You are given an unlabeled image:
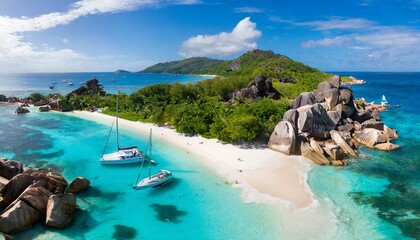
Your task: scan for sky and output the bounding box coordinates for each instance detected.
[0,0,419,72]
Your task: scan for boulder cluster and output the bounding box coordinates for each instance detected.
[229,75,282,102]
[0,158,90,236]
[268,75,399,165]
[70,78,105,96]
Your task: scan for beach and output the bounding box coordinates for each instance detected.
[69,110,315,209]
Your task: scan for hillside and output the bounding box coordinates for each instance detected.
[139,57,226,75]
[140,49,332,99]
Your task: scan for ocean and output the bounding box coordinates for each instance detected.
[0,72,213,97]
[0,72,419,239]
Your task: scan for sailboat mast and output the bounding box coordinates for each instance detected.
[148,129,152,178]
[116,97,119,151]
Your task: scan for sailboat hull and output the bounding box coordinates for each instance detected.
[134,170,172,190]
[100,148,144,164]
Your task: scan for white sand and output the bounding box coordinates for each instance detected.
[67,111,315,208]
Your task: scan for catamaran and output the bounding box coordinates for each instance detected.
[133,129,172,190]
[100,98,149,165]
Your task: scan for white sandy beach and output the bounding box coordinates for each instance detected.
[68,111,315,209]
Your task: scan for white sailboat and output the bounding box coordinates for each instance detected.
[100,98,148,165]
[381,95,389,105]
[133,129,172,190]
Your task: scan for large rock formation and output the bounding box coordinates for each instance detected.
[0,158,89,235]
[296,103,335,139]
[292,92,315,109]
[0,95,7,102]
[0,199,42,234]
[268,74,399,165]
[15,106,30,114]
[45,194,78,228]
[66,177,90,194]
[229,75,281,102]
[0,158,23,180]
[268,121,296,155]
[70,78,105,96]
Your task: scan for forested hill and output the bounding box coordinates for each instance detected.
[139,57,226,74]
[140,49,331,99]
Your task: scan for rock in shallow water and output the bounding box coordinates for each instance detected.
[113,224,138,240]
[0,200,42,234]
[45,194,78,228]
[66,177,90,194]
[150,204,187,223]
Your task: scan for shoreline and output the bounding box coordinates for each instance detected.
[65,110,316,209]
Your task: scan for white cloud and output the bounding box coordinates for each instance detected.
[299,17,420,70]
[234,7,263,13]
[301,36,351,48]
[296,17,377,31]
[0,0,199,72]
[179,17,261,58]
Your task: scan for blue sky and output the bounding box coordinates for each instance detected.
[0,0,419,72]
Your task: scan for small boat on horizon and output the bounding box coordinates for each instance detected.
[381,95,389,105]
[133,129,173,190]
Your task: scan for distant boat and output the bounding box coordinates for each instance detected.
[100,98,150,165]
[133,129,173,190]
[381,95,389,104]
[67,81,74,86]
[49,84,55,89]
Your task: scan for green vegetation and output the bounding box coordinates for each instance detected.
[139,57,227,75]
[33,49,333,143]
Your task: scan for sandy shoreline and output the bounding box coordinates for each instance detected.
[66,111,315,209]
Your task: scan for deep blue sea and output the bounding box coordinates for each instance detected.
[0,72,213,97]
[0,72,419,239]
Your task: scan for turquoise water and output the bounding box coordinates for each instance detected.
[307,72,420,239]
[0,72,418,239]
[0,104,281,240]
[0,72,213,97]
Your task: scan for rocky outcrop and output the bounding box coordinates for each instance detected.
[296,103,335,139]
[269,74,399,165]
[15,106,30,114]
[374,142,401,151]
[39,106,50,112]
[66,177,90,194]
[0,200,42,234]
[292,92,315,109]
[299,138,330,165]
[353,128,388,148]
[229,75,281,102]
[45,194,77,228]
[14,184,53,214]
[70,78,105,96]
[33,100,49,106]
[268,121,296,155]
[282,109,298,130]
[227,61,240,72]
[361,119,384,131]
[323,143,346,160]
[330,130,358,156]
[0,158,89,235]
[0,158,23,180]
[0,95,7,102]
